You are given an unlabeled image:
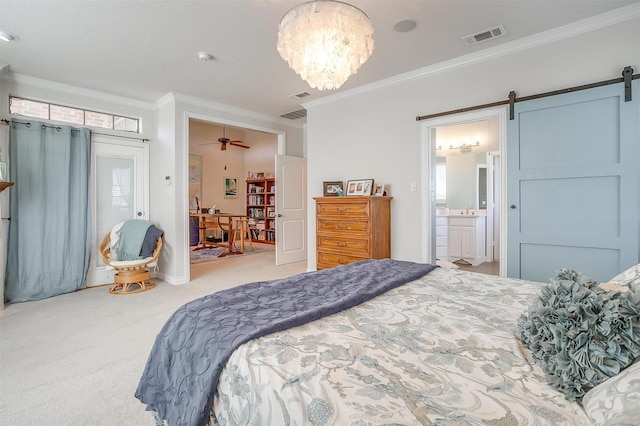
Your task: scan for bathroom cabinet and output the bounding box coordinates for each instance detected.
[447,215,486,266]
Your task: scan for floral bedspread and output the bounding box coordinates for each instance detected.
[212,267,590,425]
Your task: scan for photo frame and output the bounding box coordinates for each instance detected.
[373,183,386,196]
[224,177,238,198]
[323,181,344,196]
[346,179,374,196]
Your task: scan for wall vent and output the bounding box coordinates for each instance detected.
[461,25,506,46]
[288,92,311,100]
[280,108,307,120]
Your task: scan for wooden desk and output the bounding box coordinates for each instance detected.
[190,212,246,256]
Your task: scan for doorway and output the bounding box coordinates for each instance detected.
[184,114,307,284]
[85,136,149,287]
[421,107,507,276]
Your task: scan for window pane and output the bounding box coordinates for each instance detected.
[9,97,141,133]
[96,156,135,266]
[9,97,49,119]
[50,104,84,125]
[114,116,139,132]
[86,111,114,129]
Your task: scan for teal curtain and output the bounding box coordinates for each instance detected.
[5,120,91,303]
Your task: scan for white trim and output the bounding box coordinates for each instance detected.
[420,107,508,276]
[304,3,640,110]
[2,73,155,111]
[171,92,304,129]
[155,271,186,286]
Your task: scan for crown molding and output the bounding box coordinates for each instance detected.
[154,92,177,109]
[168,91,304,130]
[304,3,640,110]
[1,72,156,111]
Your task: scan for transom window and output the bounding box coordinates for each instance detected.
[9,96,140,133]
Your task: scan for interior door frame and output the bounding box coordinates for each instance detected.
[420,106,508,276]
[183,112,287,284]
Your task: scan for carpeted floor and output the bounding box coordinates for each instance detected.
[190,243,275,264]
[0,250,308,426]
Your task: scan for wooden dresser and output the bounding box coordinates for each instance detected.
[313,196,392,270]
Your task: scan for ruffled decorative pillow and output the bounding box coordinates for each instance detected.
[516,269,640,402]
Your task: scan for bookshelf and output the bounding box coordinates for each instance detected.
[246,177,276,244]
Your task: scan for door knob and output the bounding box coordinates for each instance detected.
[137,211,143,216]
[277,214,283,217]
[509,204,517,209]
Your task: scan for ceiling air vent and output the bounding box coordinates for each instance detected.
[461,25,506,46]
[288,92,311,100]
[280,108,307,120]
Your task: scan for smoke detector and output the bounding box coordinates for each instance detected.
[461,25,506,46]
[197,52,214,61]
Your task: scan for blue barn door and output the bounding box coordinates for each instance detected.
[507,81,639,283]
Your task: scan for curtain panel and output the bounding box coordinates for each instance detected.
[5,121,92,303]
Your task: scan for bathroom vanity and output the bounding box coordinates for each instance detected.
[437,210,486,266]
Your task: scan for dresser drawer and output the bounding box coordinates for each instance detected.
[317,251,368,270]
[316,201,370,217]
[317,235,369,256]
[317,218,369,234]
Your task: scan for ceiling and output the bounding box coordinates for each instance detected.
[1,1,637,122]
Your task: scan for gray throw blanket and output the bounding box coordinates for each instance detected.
[135,259,438,426]
[113,219,152,261]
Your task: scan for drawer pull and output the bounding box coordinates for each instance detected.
[336,241,348,247]
[335,207,348,212]
[338,258,349,264]
[337,224,349,230]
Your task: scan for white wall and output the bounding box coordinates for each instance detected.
[305,17,640,270]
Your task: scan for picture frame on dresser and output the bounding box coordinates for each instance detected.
[346,179,374,196]
[373,184,385,196]
[323,181,344,196]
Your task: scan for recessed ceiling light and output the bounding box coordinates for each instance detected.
[0,30,19,42]
[394,20,417,33]
[197,52,214,61]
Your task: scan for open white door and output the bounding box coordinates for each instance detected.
[275,155,307,265]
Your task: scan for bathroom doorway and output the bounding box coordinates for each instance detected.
[421,107,507,276]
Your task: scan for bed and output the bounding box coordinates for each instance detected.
[136,259,640,426]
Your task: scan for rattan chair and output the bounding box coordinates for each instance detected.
[98,231,163,295]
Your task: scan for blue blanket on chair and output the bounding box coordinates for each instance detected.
[134,259,438,426]
[113,219,152,261]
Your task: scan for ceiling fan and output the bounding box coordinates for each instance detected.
[199,126,250,151]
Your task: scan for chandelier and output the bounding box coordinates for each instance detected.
[277,0,375,91]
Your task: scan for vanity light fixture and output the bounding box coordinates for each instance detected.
[437,141,481,153]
